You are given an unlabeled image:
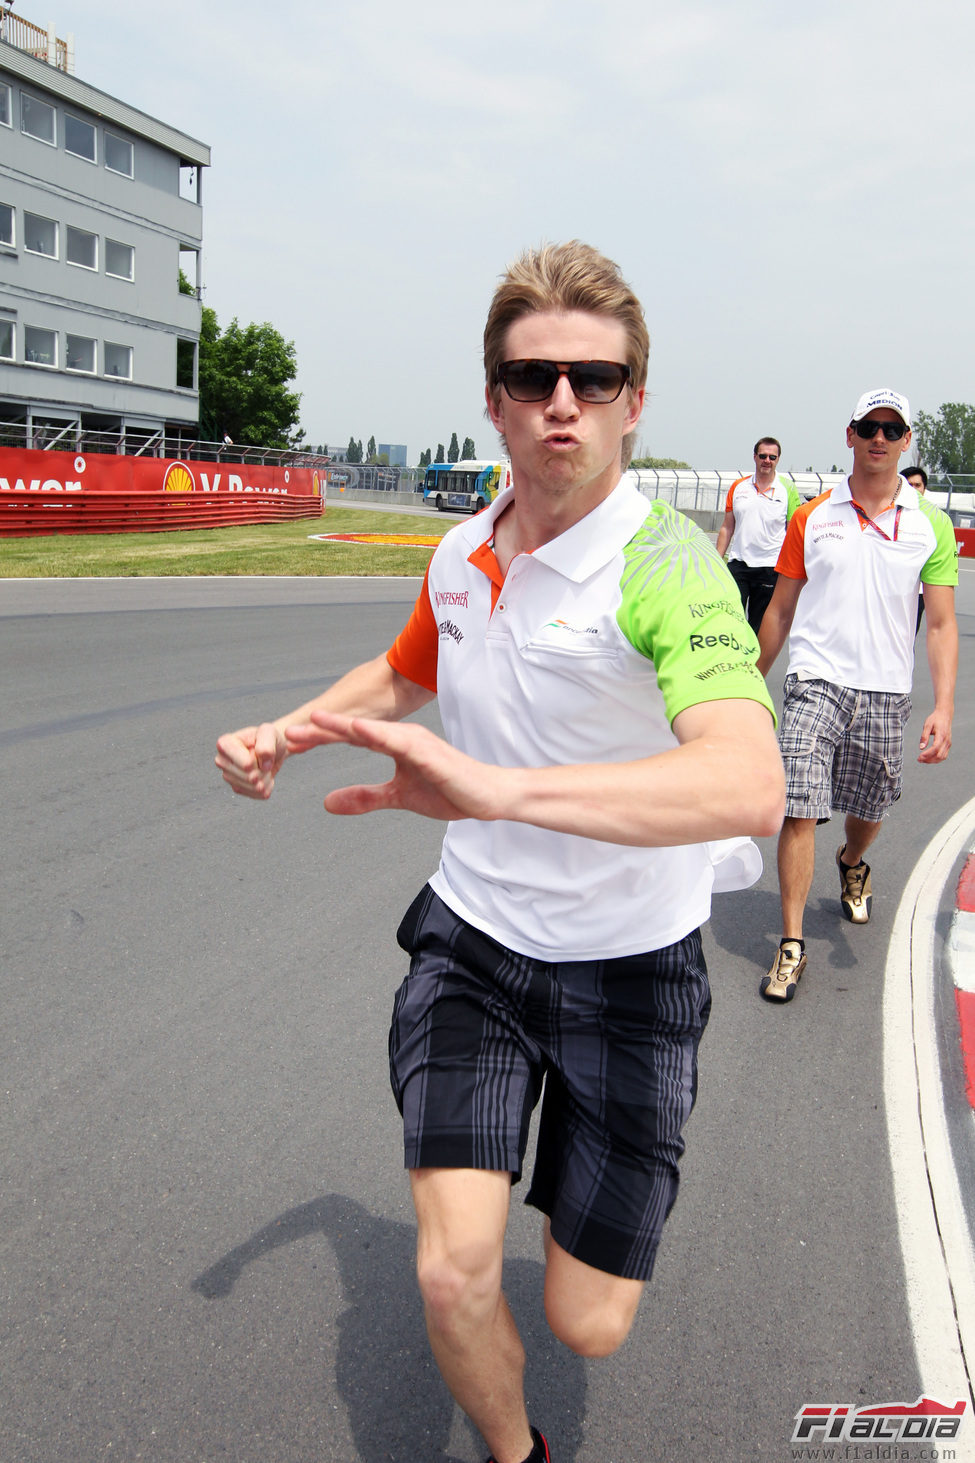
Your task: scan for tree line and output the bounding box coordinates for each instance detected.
[912,403,975,476]
[416,433,477,469]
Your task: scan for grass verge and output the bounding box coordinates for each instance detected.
[0,507,454,578]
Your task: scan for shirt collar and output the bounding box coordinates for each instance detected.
[834,475,918,512]
[531,478,650,582]
[456,477,650,583]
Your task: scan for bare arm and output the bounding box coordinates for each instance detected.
[918,583,958,763]
[715,510,736,560]
[299,697,785,847]
[757,575,804,677]
[214,653,435,800]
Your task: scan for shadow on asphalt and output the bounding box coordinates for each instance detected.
[192,1192,587,1462]
[708,871,867,975]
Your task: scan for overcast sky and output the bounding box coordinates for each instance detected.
[56,0,973,470]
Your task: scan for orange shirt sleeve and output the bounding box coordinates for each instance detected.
[775,497,817,579]
[387,563,439,693]
[726,475,748,512]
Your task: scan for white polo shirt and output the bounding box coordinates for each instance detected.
[387,479,774,961]
[725,474,802,568]
[776,477,958,693]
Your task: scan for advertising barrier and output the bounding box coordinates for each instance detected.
[0,447,325,536]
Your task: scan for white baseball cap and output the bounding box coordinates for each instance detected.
[850,388,911,428]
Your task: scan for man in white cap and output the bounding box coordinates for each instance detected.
[755,389,958,1002]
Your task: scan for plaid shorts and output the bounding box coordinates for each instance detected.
[779,674,912,822]
[389,886,711,1281]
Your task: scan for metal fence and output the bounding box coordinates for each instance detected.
[0,10,72,71]
[323,463,421,493]
[0,419,328,470]
[627,467,975,517]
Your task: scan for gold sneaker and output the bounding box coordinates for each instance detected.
[760,940,806,1002]
[836,846,872,923]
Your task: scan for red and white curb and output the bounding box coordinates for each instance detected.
[883,802,975,1404]
[948,853,975,1108]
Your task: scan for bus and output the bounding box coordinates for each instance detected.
[422,460,511,513]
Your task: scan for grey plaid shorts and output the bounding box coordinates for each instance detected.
[389,885,711,1281]
[779,673,912,822]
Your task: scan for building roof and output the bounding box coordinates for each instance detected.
[0,38,211,167]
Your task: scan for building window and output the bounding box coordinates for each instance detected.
[24,212,58,258]
[25,326,57,366]
[0,203,13,248]
[21,92,56,145]
[0,321,13,360]
[104,342,132,379]
[65,114,97,163]
[66,335,97,373]
[178,246,200,295]
[176,338,196,389]
[66,225,98,271]
[0,83,11,128]
[104,132,133,177]
[105,238,134,280]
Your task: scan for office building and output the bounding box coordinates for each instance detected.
[0,11,210,452]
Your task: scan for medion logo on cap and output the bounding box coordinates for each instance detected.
[850,388,911,427]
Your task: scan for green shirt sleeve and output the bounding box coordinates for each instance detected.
[918,500,960,586]
[784,479,802,520]
[616,501,776,725]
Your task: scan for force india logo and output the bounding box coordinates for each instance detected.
[792,1396,966,1446]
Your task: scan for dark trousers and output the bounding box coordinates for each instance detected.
[727,559,778,635]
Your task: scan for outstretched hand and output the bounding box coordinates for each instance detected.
[295,710,509,823]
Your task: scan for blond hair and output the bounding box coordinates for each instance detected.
[483,241,649,469]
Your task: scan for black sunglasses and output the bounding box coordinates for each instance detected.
[496,359,631,404]
[852,419,909,441]
[756,452,779,461]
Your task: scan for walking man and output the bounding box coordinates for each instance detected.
[716,437,801,632]
[215,242,784,1462]
[757,389,958,1003]
[902,466,930,634]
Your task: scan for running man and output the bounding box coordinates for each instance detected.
[215,242,784,1462]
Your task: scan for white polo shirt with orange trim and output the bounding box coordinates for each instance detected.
[387,479,775,962]
[724,474,802,567]
[775,477,958,693]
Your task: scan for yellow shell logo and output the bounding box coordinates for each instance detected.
[163,462,194,493]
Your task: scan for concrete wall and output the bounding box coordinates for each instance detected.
[333,486,724,530]
[334,488,427,507]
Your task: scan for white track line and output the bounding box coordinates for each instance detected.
[883,795,975,1416]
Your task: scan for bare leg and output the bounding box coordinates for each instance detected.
[410,1168,533,1463]
[777,815,818,939]
[542,1221,645,1357]
[841,814,883,868]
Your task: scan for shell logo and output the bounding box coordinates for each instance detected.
[163,461,195,493]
